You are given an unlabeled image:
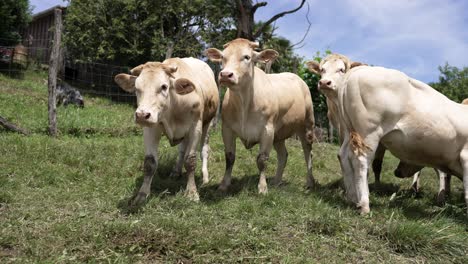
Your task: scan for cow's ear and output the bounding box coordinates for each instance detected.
[205,48,223,63]
[306,61,320,75]
[114,73,137,93]
[254,49,278,63]
[174,78,196,95]
[350,61,366,69]
[130,64,146,76]
[162,63,178,78]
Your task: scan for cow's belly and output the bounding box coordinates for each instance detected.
[162,120,194,146]
[381,119,462,175]
[228,118,264,149]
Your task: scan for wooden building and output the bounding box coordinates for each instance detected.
[21,5,66,64]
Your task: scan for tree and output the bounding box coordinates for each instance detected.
[64,0,234,65]
[234,0,306,40]
[430,63,468,103]
[0,0,31,46]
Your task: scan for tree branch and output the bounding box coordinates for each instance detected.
[290,1,311,49]
[0,116,29,135]
[253,0,306,39]
[252,1,267,13]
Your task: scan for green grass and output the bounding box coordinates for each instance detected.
[0,72,467,263]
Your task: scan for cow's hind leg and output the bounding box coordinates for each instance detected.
[298,133,316,189]
[257,125,274,194]
[460,149,468,217]
[200,122,211,185]
[170,139,187,178]
[372,143,385,184]
[219,125,236,191]
[184,121,203,202]
[436,169,451,205]
[410,171,421,194]
[272,140,288,186]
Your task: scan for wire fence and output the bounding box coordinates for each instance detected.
[0,44,136,103]
[0,43,333,142]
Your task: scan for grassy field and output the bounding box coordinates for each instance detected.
[0,72,467,263]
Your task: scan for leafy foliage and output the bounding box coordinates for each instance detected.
[430,63,468,103]
[63,0,235,65]
[298,50,331,128]
[0,0,31,46]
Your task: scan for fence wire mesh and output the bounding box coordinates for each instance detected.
[0,44,135,103]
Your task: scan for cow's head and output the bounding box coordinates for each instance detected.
[114,62,196,126]
[205,38,278,89]
[394,161,423,178]
[306,54,365,95]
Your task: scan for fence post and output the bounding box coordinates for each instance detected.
[48,8,63,137]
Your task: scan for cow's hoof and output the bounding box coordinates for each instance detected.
[437,191,446,206]
[185,190,200,202]
[201,177,210,186]
[271,178,282,187]
[359,205,370,215]
[130,192,148,207]
[258,185,268,195]
[169,170,182,178]
[218,184,229,192]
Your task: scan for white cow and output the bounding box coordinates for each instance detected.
[114,58,219,204]
[332,63,468,215]
[205,38,316,194]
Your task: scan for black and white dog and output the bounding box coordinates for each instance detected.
[56,82,84,108]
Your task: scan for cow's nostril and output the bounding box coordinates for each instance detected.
[228,72,233,78]
[144,113,151,119]
[326,81,332,86]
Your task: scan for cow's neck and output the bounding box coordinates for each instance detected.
[229,72,255,136]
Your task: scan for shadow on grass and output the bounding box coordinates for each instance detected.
[201,174,262,204]
[118,154,263,213]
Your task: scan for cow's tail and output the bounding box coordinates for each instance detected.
[338,74,371,156]
[304,103,315,144]
[349,131,370,156]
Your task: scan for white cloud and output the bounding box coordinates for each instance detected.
[257,0,468,82]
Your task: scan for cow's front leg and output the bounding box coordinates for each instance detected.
[219,124,236,191]
[257,125,274,194]
[349,133,379,215]
[184,121,202,201]
[339,136,358,204]
[131,126,161,206]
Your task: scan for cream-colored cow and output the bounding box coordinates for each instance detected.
[317,57,468,215]
[114,57,219,204]
[205,38,315,194]
[307,54,457,206]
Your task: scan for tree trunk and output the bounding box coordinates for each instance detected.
[235,0,255,40]
[48,8,63,137]
[165,41,174,59]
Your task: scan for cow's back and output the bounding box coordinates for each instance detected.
[261,71,314,140]
[176,58,219,124]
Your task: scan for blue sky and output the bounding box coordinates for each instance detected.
[30,0,468,83]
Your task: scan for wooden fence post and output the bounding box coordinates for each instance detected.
[48,8,63,137]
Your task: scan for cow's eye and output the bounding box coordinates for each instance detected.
[339,68,345,73]
[320,69,325,74]
[161,84,168,91]
[244,55,251,60]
